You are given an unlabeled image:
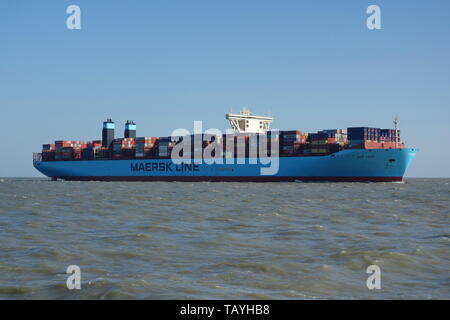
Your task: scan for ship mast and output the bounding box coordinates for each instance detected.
[393,116,400,148]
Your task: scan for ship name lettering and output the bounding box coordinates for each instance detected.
[130,162,173,172]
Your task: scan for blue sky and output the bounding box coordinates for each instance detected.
[1,0,449,177]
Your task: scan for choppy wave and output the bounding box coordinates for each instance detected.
[0,178,449,299]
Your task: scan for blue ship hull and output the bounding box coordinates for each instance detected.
[33,148,417,182]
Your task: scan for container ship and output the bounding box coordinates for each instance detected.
[33,109,417,182]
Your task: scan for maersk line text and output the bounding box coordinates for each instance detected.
[130,162,200,172]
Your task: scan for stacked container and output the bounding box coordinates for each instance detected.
[348,127,370,141]
[112,138,135,159]
[280,130,306,155]
[379,129,400,142]
[42,144,55,151]
[135,137,157,158]
[55,140,75,152]
[112,139,123,158]
[281,130,307,144]
[58,147,74,160]
[54,140,88,160]
[309,133,329,154]
[347,127,371,147]
[121,138,135,158]
[82,147,94,160]
[319,129,347,145]
[41,117,408,163]
[158,137,176,157]
[348,127,400,147]
[80,140,101,160]
[41,144,56,161]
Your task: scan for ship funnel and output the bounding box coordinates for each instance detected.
[102,118,115,148]
[125,120,136,138]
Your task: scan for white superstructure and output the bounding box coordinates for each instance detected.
[226,107,273,133]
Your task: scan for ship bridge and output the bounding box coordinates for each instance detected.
[226,107,273,133]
